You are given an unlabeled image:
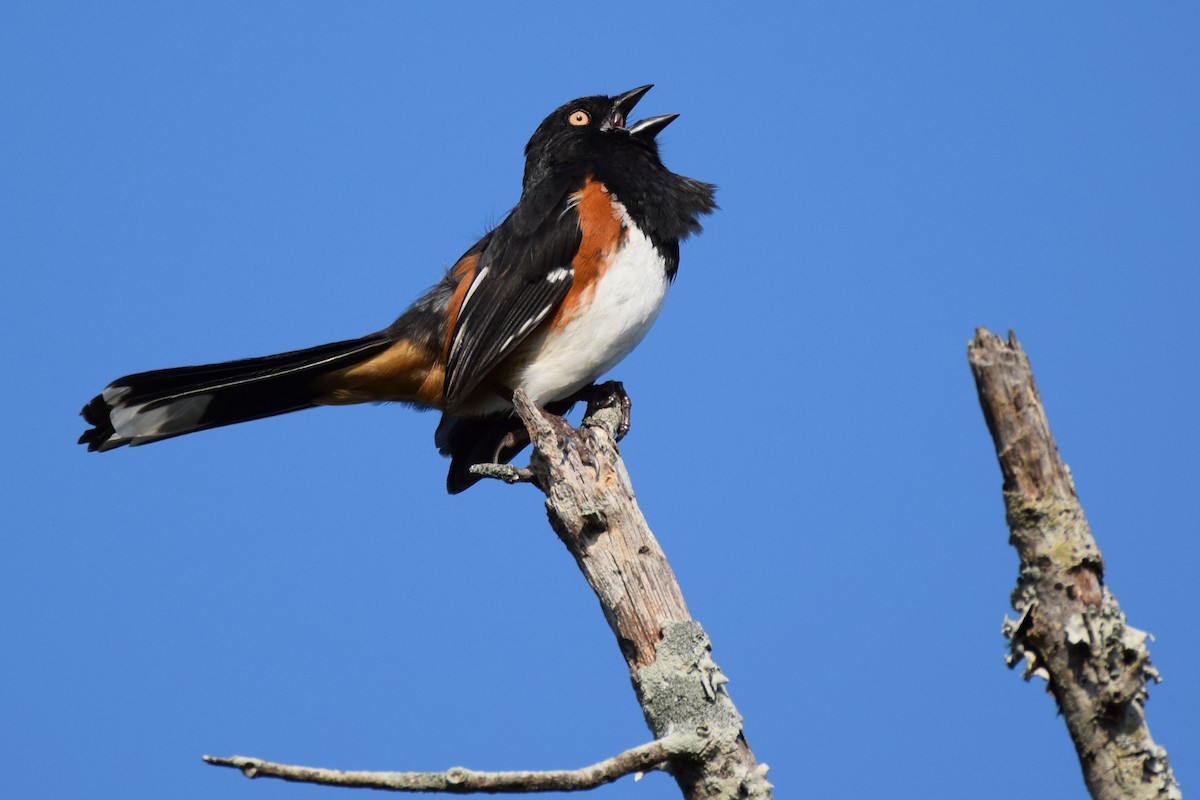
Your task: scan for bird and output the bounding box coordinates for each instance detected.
[79,85,717,493]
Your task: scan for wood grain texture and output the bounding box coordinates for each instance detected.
[205,386,772,798]
[968,328,1178,800]
[509,385,771,800]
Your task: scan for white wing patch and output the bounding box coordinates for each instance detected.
[497,302,557,356]
[460,266,489,312]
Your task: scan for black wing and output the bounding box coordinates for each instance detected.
[442,190,583,411]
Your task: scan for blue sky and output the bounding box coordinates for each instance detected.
[4,3,1198,798]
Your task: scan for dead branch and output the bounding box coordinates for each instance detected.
[203,737,680,793]
[499,384,771,800]
[968,328,1179,800]
[204,384,771,798]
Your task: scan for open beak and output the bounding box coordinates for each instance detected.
[628,112,678,139]
[605,85,679,139]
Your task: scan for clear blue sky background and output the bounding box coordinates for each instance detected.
[4,3,1197,798]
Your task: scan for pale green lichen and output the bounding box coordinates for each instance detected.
[638,621,771,799]
[638,620,742,741]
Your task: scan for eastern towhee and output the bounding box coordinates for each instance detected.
[79,85,717,492]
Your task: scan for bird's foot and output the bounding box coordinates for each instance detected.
[581,380,632,441]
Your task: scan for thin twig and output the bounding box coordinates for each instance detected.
[468,462,535,485]
[203,736,678,793]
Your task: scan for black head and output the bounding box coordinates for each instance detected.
[522,85,679,189]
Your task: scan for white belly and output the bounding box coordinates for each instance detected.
[512,210,670,404]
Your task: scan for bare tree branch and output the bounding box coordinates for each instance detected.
[968,328,1180,800]
[203,736,679,793]
[500,384,772,800]
[203,383,770,798]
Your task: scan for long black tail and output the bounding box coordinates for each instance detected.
[79,335,393,452]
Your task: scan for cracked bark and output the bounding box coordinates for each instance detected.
[499,384,771,799]
[206,383,771,798]
[968,328,1179,800]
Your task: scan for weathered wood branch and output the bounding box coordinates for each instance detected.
[203,737,680,793]
[968,328,1179,800]
[500,383,771,800]
[205,383,770,798]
